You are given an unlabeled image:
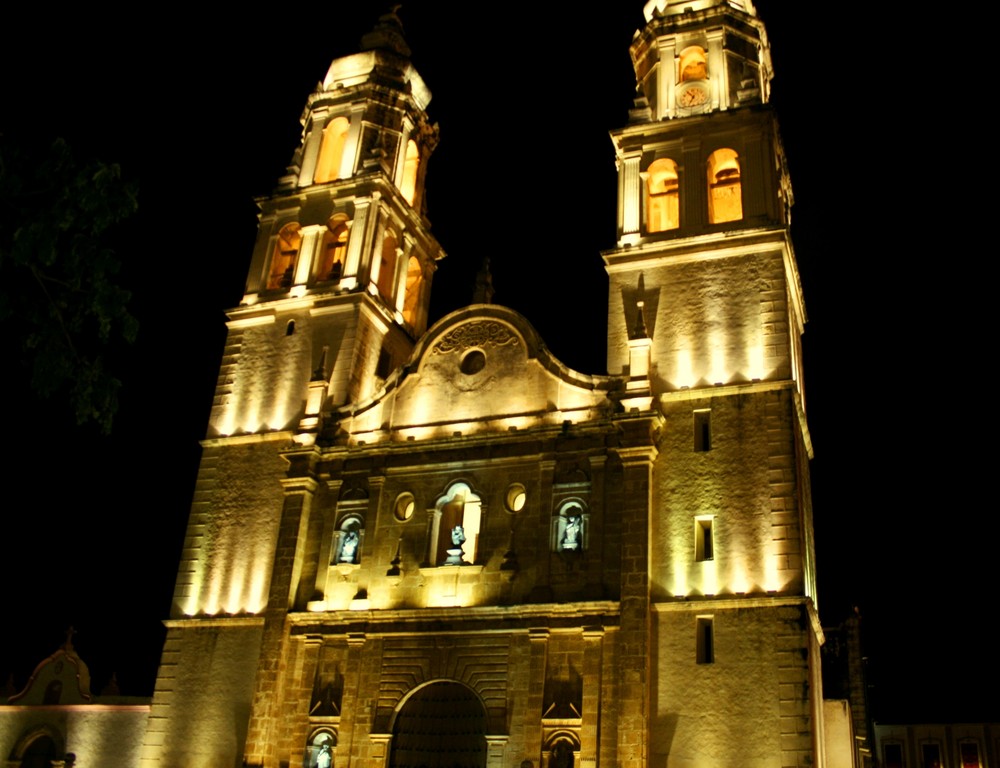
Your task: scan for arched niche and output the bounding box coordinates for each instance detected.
[304,728,337,768]
[431,482,482,566]
[552,500,588,553]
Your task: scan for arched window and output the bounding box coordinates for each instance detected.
[333,516,364,565]
[305,729,337,768]
[402,256,423,327]
[314,117,350,183]
[679,46,708,82]
[376,233,399,304]
[707,148,742,224]
[647,158,679,232]
[267,222,301,290]
[435,482,482,566]
[552,501,587,553]
[317,217,349,282]
[399,138,419,206]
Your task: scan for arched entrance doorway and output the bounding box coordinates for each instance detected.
[388,681,487,768]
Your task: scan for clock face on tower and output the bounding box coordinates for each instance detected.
[677,81,709,109]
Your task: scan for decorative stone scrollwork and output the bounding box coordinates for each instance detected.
[433,321,518,354]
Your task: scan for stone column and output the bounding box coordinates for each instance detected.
[612,416,660,768]
[580,626,604,767]
[340,633,368,768]
[525,629,550,762]
[244,468,319,767]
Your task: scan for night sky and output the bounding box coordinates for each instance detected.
[1,2,995,726]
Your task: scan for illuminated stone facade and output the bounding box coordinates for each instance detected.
[141,3,828,767]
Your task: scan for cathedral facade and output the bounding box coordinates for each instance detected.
[140,2,826,766]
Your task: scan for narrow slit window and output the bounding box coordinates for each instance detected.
[694,409,711,451]
[695,517,714,561]
[696,617,714,664]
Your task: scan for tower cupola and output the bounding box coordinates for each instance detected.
[631,0,772,121]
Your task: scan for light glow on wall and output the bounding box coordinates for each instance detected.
[675,345,695,389]
[729,563,751,595]
[708,330,729,385]
[699,560,718,597]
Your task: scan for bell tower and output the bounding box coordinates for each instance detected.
[140,12,444,767]
[607,1,824,765]
[213,9,444,444]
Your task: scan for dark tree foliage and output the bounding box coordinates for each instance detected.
[0,137,139,433]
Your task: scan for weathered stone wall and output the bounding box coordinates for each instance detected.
[607,248,792,389]
[171,440,287,618]
[139,620,263,768]
[651,387,804,600]
[652,601,817,768]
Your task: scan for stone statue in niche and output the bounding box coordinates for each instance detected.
[315,744,332,768]
[339,530,359,563]
[561,516,582,551]
[445,525,466,565]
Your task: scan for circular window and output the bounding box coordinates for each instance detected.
[460,349,486,375]
[505,483,526,513]
[394,492,415,522]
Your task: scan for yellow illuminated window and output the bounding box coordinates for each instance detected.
[318,218,349,282]
[267,222,301,290]
[679,46,708,82]
[400,138,419,206]
[314,116,350,183]
[647,158,679,232]
[376,233,398,304]
[401,256,423,327]
[707,148,742,224]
